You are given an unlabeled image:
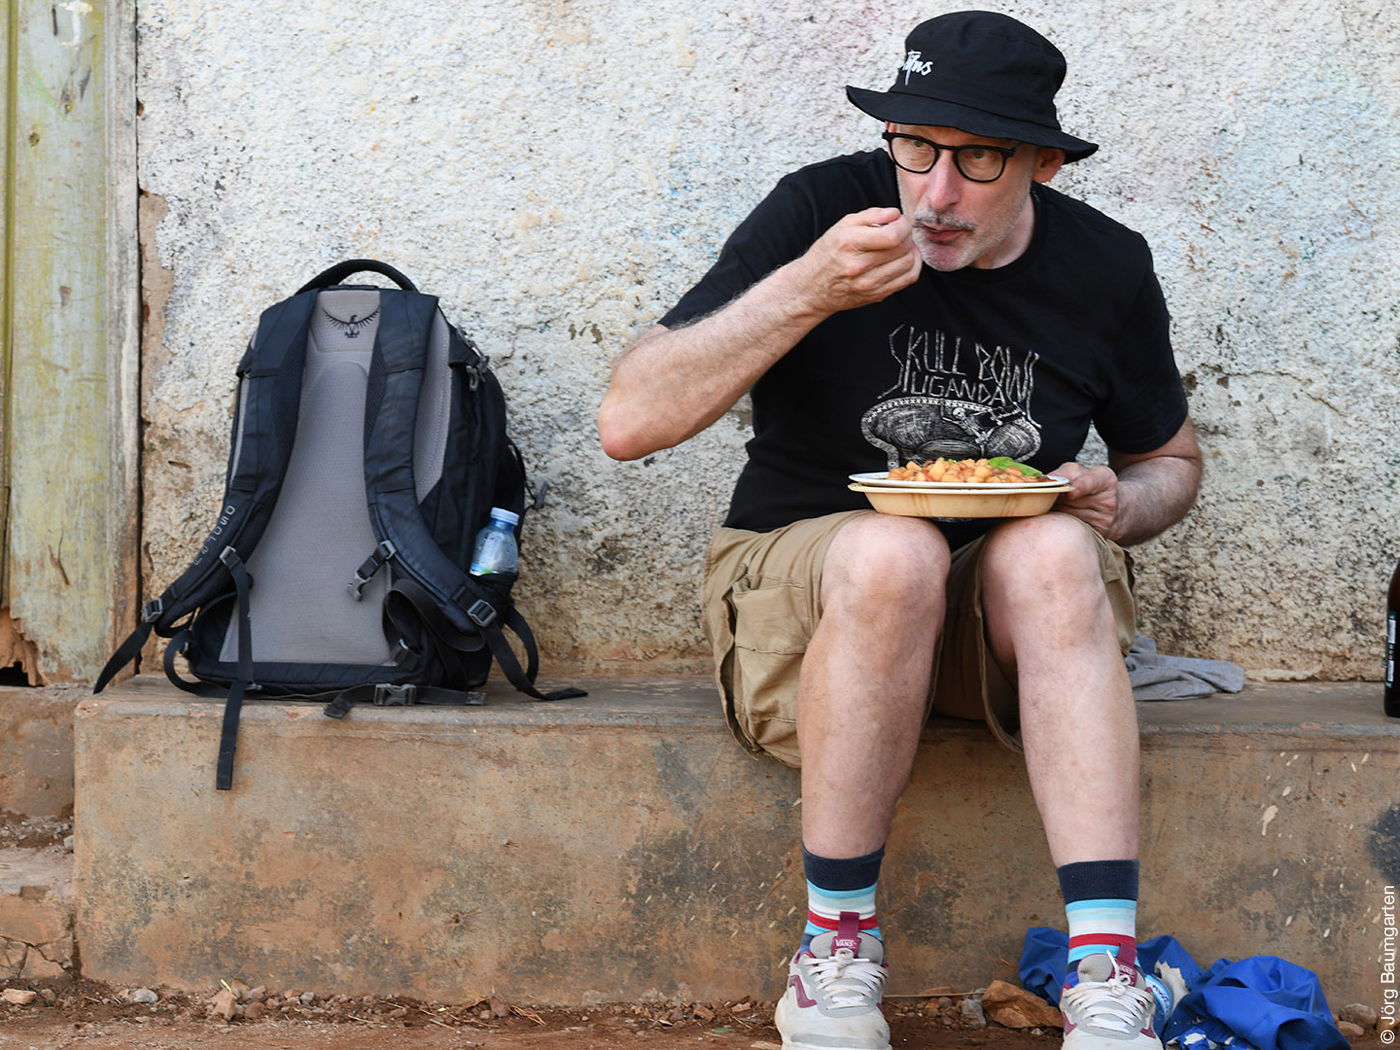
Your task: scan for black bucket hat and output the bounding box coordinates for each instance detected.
[846,11,1097,162]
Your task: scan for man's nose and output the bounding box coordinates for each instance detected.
[921,152,963,212]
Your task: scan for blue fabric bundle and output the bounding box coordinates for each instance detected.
[1020,927,1346,1050]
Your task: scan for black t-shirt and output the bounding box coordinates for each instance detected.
[661,150,1189,547]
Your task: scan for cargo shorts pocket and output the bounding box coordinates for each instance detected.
[727,576,813,768]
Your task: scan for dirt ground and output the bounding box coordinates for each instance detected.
[0,977,1386,1050]
[0,980,1051,1050]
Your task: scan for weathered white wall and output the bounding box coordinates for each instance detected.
[136,0,1400,682]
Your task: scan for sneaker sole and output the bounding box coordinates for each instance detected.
[776,1012,890,1050]
[1062,1029,1162,1050]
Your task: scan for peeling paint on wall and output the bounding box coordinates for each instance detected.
[0,612,46,687]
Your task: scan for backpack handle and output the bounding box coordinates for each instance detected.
[298,259,418,294]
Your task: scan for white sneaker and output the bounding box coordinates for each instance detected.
[774,919,889,1050]
[1060,952,1164,1049]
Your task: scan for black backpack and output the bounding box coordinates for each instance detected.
[95,260,584,790]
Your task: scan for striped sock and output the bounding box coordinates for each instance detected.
[1058,859,1139,970]
[800,845,884,952]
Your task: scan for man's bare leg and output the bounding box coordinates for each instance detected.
[981,513,1165,1048]
[775,513,949,1050]
[981,512,1137,864]
[798,513,950,858]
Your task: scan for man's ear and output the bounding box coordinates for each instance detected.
[1033,147,1066,184]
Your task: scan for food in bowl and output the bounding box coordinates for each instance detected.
[887,456,1044,484]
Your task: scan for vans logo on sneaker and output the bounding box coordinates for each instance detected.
[834,910,862,954]
[323,307,380,338]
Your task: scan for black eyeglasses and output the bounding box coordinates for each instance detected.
[881,132,1021,183]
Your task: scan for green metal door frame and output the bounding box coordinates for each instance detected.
[2,0,138,682]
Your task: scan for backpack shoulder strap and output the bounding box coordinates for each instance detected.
[360,291,481,632]
[94,290,318,693]
[356,293,583,702]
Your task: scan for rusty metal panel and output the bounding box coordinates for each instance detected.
[6,0,137,682]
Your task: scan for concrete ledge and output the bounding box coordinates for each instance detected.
[74,676,1396,1007]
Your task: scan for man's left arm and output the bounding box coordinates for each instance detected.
[1050,417,1203,547]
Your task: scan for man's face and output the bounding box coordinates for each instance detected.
[888,124,1063,271]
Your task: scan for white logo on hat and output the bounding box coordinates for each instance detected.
[902,50,934,85]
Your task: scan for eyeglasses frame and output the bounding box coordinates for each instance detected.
[881,131,1023,183]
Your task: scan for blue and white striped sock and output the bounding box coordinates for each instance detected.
[1059,861,1179,1030]
[800,845,883,952]
[1058,859,1139,970]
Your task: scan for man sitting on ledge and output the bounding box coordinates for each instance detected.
[599,11,1202,1049]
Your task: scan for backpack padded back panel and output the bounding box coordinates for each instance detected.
[218,287,452,665]
[92,259,589,795]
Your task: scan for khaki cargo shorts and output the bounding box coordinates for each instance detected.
[699,510,1137,765]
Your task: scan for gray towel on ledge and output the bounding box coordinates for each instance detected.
[1126,635,1246,701]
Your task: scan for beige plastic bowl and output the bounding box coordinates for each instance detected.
[848,481,1072,519]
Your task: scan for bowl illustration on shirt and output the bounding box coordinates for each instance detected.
[860,396,1040,464]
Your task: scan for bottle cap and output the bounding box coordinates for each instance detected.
[488,507,520,527]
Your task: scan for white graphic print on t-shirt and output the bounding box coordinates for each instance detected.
[860,325,1042,467]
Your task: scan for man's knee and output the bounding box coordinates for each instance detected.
[982,513,1109,610]
[987,512,1101,573]
[821,514,951,614]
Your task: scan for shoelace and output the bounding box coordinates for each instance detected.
[1061,971,1154,1034]
[805,948,886,1008]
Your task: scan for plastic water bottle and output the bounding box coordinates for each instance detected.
[470,508,519,575]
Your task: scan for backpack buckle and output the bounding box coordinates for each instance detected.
[466,599,497,628]
[459,349,489,391]
[456,329,490,381]
[346,540,398,601]
[372,683,417,706]
[391,639,421,672]
[142,598,164,624]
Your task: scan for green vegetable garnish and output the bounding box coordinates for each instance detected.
[987,456,1042,476]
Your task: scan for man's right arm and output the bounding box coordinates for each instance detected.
[598,206,922,462]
